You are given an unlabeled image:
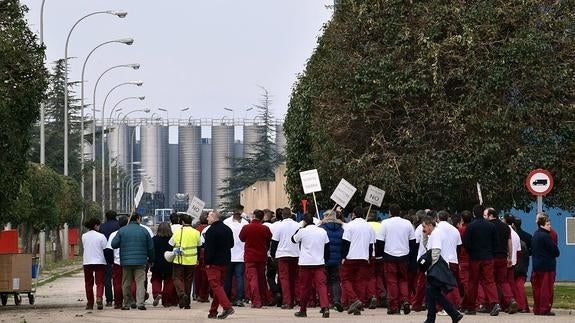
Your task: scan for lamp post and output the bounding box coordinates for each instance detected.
[64,10,128,176]
[101,81,143,214]
[224,107,235,120]
[179,107,190,119]
[108,98,145,209]
[157,108,169,122]
[40,0,47,165]
[90,63,140,201]
[80,42,135,205]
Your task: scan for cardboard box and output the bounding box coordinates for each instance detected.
[0,253,32,292]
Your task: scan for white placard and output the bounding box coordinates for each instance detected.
[300,169,322,194]
[364,184,385,207]
[133,182,144,209]
[187,196,205,218]
[330,178,357,208]
[476,182,483,205]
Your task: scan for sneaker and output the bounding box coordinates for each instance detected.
[121,306,130,310]
[401,301,411,315]
[334,302,344,312]
[96,299,104,310]
[347,300,363,314]
[105,301,113,307]
[294,311,307,317]
[508,300,518,314]
[218,308,235,319]
[208,312,218,319]
[322,308,330,318]
[153,295,162,307]
[179,295,190,309]
[233,299,245,307]
[137,305,146,310]
[130,303,137,309]
[477,305,489,313]
[85,304,94,310]
[353,309,361,315]
[490,303,501,316]
[368,297,377,309]
[452,312,464,323]
[438,309,448,316]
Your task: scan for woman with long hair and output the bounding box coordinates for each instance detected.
[151,222,177,307]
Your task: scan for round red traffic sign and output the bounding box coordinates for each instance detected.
[525,169,554,196]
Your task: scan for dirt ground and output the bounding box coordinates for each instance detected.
[0,271,572,323]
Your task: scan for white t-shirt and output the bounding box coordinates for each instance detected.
[106,230,121,265]
[436,221,462,264]
[200,225,211,245]
[171,223,182,234]
[82,230,107,265]
[414,223,427,259]
[377,216,415,257]
[271,218,300,258]
[224,217,248,262]
[342,218,375,260]
[426,227,443,251]
[509,225,522,266]
[141,224,154,237]
[292,225,329,266]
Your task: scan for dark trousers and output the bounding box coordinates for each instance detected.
[341,259,370,306]
[224,262,245,300]
[266,256,281,296]
[298,265,329,312]
[531,271,555,315]
[462,259,497,310]
[426,277,460,323]
[278,257,299,305]
[325,264,341,304]
[112,264,123,308]
[83,264,106,307]
[172,264,195,305]
[383,260,409,311]
[207,265,232,315]
[104,263,113,303]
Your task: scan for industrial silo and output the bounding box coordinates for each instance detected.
[178,125,202,199]
[275,123,286,156]
[160,125,169,199]
[140,124,167,194]
[107,124,131,170]
[211,124,234,210]
[243,124,266,158]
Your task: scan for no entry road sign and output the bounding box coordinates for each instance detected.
[525,169,554,196]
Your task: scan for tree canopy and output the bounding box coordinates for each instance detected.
[285,0,575,212]
[0,0,49,222]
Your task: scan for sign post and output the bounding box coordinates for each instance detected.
[525,169,554,214]
[364,184,385,216]
[300,169,322,218]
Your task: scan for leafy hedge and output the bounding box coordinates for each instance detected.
[285,0,575,211]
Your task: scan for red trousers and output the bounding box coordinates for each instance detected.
[112,264,123,307]
[531,271,555,315]
[445,263,461,307]
[458,261,469,299]
[383,260,409,311]
[367,258,385,300]
[278,257,299,306]
[298,265,329,312]
[206,265,232,315]
[83,264,105,307]
[410,269,426,310]
[245,262,268,307]
[494,257,514,308]
[151,271,177,306]
[341,259,370,305]
[514,275,529,312]
[462,259,497,310]
[194,252,209,301]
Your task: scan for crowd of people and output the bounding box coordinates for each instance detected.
[80,203,560,321]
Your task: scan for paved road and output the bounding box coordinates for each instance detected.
[0,271,572,322]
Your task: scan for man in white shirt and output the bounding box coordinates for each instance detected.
[223,205,249,307]
[82,217,108,310]
[436,211,462,307]
[341,206,375,315]
[170,213,182,234]
[270,207,301,309]
[291,213,331,318]
[376,204,416,315]
[411,210,428,312]
[504,214,522,314]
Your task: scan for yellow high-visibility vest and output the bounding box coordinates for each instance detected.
[172,226,201,265]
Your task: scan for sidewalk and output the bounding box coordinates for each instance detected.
[0,270,573,322]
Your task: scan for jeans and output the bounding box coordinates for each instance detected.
[224,262,245,300]
[104,263,113,303]
[325,265,341,304]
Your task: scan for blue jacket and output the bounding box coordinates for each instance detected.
[532,227,560,272]
[320,218,344,266]
[111,221,154,266]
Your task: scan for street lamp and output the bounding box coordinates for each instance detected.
[64,10,128,176]
[80,41,135,204]
[100,81,143,214]
[158,108,169,121]
[224,107,235,120]
[108,98,145,209]
[39,0,47,165]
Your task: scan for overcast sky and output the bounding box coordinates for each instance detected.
[21,0,333,131]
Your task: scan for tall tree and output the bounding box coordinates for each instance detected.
[0,0,49,223]
[285,0,575,211]
[220,88,284,209]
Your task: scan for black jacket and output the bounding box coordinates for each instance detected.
[419,250,457,293]
[532,227,560,272]
[463,217,496,260]
[151,236,173,274]
[203,220,234,266]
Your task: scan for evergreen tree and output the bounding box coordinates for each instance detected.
[220,88,284,210]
